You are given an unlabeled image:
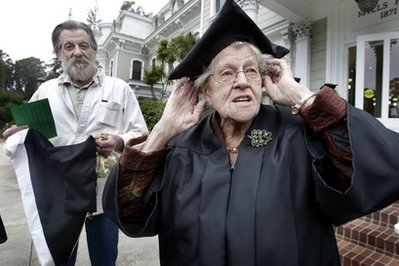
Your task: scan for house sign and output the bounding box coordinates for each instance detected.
[358,0,399,19]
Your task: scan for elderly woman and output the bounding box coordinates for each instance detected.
[104,0,399,265]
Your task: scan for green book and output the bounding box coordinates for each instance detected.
[10,98,57,139]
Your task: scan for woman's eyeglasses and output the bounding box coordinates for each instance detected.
[210,67,261,84]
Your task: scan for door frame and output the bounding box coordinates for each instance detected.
[355,31,399,130]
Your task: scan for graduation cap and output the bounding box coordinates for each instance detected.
[322,83,338,89]
[168,0,290,80]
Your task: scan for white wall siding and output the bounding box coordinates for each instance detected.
[310,18,327,91]
[117,50,134,81]
[257,5,285,29]
[119,14,153,39]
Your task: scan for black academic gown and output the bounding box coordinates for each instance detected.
[10,129,97,265]
[0,214,7,244]
[104,104,399,266]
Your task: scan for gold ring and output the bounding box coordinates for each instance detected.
[99,133,108,140]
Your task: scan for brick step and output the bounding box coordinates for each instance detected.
[363,202,399,227]
[335,218,399,257]
[336,235,399,266]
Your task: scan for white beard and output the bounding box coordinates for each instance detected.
[61,57,98,82]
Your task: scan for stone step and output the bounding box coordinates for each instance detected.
[336,235,399,266]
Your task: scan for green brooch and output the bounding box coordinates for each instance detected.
[247,129,272,147]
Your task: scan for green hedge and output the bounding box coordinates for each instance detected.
[0,89,24,134]
[138,99,166,131]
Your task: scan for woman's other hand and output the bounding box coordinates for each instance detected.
[142,77,206,152]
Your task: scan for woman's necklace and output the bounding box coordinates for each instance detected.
[226,146,239,153]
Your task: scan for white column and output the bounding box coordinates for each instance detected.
[292,20,312,88]
[241,0,259,22]
[200,0,205,37]
[281,28,292,66]
[325,0,346,96]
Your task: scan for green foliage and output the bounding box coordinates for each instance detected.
[87,8,103,31]
[120,1,135,11]
[0,89,24,131]
[120,1,152,17]
[156,39,173,67]
[138,99,166,131]
[46,57,62,80]
[14,57,46,101]
[0,50,14,90]
[143,65,164,100]
[144,65,164,86]
[156,33,198,68]
[169,32,197,61]
[150,33,197,101]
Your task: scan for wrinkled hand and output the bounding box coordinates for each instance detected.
[142,77,206,151]
[160,77,206,134]
[263,59,311,106]
[2,125,29,140]
[95,133,124,156]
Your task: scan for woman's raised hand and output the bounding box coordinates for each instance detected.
[141,77,206,152]
[263,59,311,107]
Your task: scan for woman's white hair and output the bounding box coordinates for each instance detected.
[193,41,273,93]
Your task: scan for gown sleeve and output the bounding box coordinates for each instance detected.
[302,87,399,226]
[102,135,166,236]
[301,87,353,192]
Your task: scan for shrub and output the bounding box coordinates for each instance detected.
[0,89,24,135]
[138,99,166,131]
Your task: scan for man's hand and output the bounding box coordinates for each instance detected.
[2,125,29,140]
[95,133,124,155]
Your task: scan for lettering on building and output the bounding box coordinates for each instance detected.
[357,0,399,19]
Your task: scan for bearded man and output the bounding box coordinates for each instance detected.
[3,20,148,265]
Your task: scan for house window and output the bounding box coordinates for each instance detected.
[389,39,399,118]
[132,60,142,80]
[347,47,356,106]
[110,61,114,77]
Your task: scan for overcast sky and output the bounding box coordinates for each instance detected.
[0,0,169,64]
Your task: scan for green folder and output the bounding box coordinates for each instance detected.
[10,98,57,139]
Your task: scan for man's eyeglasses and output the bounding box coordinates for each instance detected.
[209,68,262,84]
